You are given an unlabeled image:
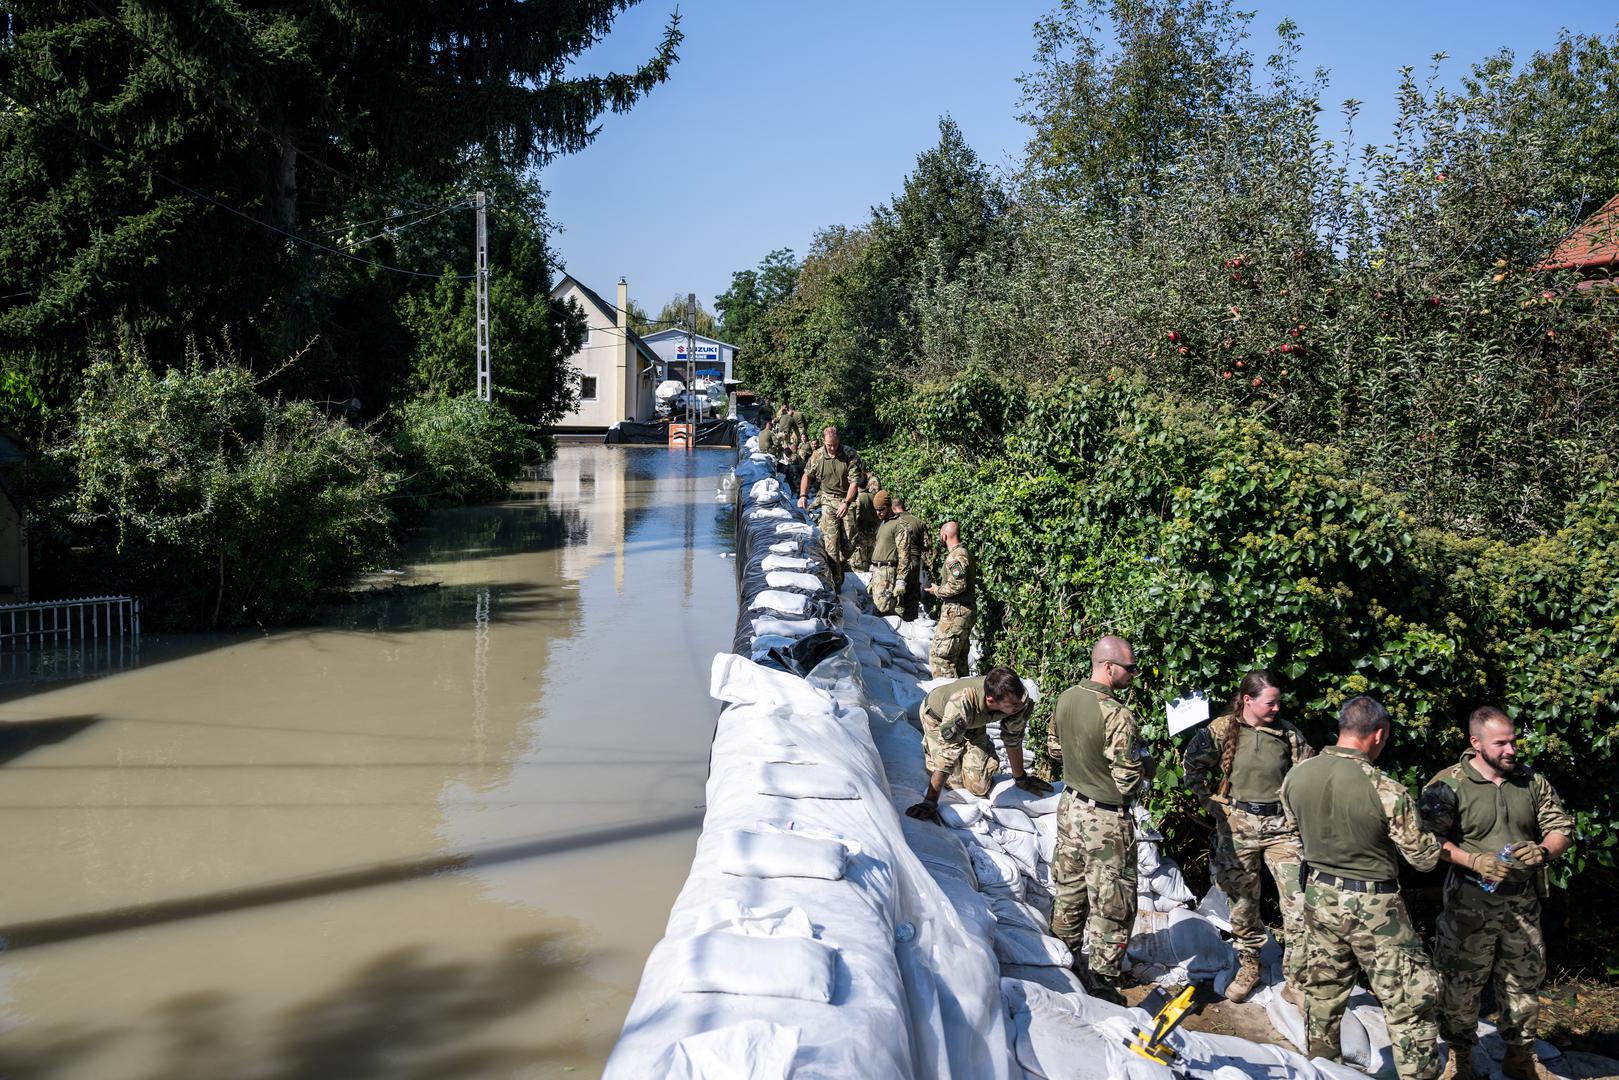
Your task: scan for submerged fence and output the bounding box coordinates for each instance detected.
[0,595,141,651]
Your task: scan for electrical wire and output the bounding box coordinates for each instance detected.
[0,78,475,280]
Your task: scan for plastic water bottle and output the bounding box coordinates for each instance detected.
[1478,845,1524,893]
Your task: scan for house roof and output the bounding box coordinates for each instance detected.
[549,274,662,373]
[639,327,738,350]
[1542,193,1619,272]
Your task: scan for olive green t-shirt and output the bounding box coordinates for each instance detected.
[1051,679,1140,804]
[873,519,900,563]
[1281,746,1441,881]
[1419,751,1574,859]
[1229,723,1294,803]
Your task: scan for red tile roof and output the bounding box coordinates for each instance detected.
[1542,193,1619,271]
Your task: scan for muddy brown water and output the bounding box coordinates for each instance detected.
[0,445,739,1079]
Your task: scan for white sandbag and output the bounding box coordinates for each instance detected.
[765,569,825,591]
[1194,885,1233,933]
[748,477,784,501]
[936,801,981,828]
[1146,861,1196,903]
[990,826,1043,880]
[656,1020,801,1080]
[992,923,1073,968]
[1136,838,1161,874]
[1152,895,1188,912]
[1035,814,1058,865]
[987,893,1048,933]
[746,506,792,521]
[990,805,1039,834]
[1127,908,1232,982]
[716,830,848,881]
[969,845,1026,896]
[754,763,859,800]
[988,778,1066,816]
[752,616,826,639]
[761,554,814,571]
[749,589,810,615]
[773,521,812,535]
[1001,965,1085,995]
[676,933,837,1003]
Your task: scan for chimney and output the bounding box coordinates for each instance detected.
[616,278,632,420]
[617,278,629,331]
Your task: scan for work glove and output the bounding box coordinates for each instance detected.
[905,801,942,824]
[1013,774,1054,795]
[1202,797,1228,820]
[1508,840,1547,868]
[1470,850,1512,885]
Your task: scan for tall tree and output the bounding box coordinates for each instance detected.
[0,1,681,428]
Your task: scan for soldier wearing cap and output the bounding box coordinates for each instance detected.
[1281,695,1442,1080]
[1420,706,1573,1080]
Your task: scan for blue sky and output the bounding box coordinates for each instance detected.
[540,2,1618,325]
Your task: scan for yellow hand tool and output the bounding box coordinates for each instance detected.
[1123,980,1221,1068]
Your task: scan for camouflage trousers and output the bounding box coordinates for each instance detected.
[870,564,898,615]
[1050,792,1137,980]
[929,601,974,678]
[1211,805,1306,984]
[1301,877,1440,1080]
[1434,873,1546,1053]
[845,516,876,572]
[919,708,1000,797]
[818,502,851,593]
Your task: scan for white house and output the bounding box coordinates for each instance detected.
[550,275,660,431]
[639,328,737,385]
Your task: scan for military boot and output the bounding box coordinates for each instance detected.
[1225,951,1262,1003]
[1440,1044,1476,1080]
[1501,1044,1556,1080]
[1084,971,1127,1007]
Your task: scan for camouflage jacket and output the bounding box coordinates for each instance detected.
[925,675,1029,766]
[1282,746,1441,880]
[932,544,974,607]
[1418,749,1574,858]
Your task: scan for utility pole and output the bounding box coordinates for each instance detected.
[475,191,491,402]
[685,291,698,446]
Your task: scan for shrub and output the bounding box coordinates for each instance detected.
[870,373,1619,908]
[49,348,397,628]
[392,392,538,509]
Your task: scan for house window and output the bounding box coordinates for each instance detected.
[580,376,599,401]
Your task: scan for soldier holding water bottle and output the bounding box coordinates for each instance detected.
[1419,706,1575,1080]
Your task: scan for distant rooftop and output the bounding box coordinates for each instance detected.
[1542,193,1619,272]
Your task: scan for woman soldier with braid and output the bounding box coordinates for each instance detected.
[1182,670,1314,1004]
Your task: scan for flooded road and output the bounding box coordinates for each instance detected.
[0,445,738,1079]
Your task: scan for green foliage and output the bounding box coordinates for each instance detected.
[1,1,676,433]
[46,346,397,629]
[650,294,718,338]
[870,374,1619,894]
[393,393,538,509]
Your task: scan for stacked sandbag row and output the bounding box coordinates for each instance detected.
[606,440,1014,1080]
[836,578,1369,1080]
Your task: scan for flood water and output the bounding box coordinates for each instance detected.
[0,445,739,1079]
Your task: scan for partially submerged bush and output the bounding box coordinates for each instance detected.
[51,349,397,628]
[392,392,538,509]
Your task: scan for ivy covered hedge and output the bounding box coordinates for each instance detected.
[868,371,1619,948]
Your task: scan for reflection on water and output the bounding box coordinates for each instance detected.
[0,446,738,1079]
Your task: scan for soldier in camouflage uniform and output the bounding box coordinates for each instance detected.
[1281,695,1442,1080]
[869,491,901,615]
[903,666,1051,817]
[797,426,864,594]
[778,402,807,444]
[891,496,924,622]
[1183,669,1313,1003]
[757,420,777,455]
[845,473,880,572]
[925,521,974,677]
[1048,636,1145,1003]
[1419,706,1574,1080]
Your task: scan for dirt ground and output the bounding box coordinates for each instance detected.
[1120,980,1619,1079]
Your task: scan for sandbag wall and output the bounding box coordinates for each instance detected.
[607,434,1371,1079]
[605,437,1012,1080]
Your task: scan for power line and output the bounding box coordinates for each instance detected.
[0,79,475,281]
